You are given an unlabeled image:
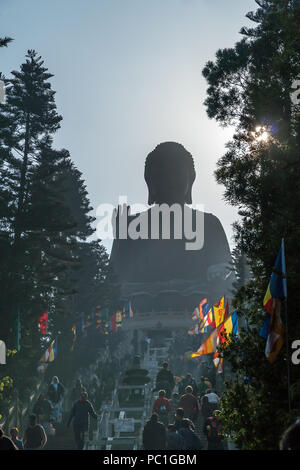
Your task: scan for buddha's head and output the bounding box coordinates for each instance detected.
[144,142,196,205]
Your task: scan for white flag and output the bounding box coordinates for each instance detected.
[0,340,6,364]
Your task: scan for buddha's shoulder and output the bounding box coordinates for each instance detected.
[125,206,223,229]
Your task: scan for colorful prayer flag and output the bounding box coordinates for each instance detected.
[39,312,48,335]
[192,307,200,321]
[111,314,117,333]
[213,300,230,372]
[40,338,57,363]
[260,240,286,363]
[191,312,238,358]
[48,338,57,362]
[70,325,77,351]
[201,305,216,331]
[124,302,134,319]
[116,311,122,323]
[213,296,225,328]
[192,298,210,323]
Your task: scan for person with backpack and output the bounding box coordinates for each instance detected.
[169,392,180,421]
[142,413,167,450]
[178,418,202,450]
[203,410,224,450]
[47,376,65,424]
[173,407,185,431]
[166,424,184,450]
[203,389,221,415]
[200,394,211,421]
[155,362,175,398]
[153,390,171,426]
[33,393,54,436]
[179,373,197,396]
[23,414,47,450]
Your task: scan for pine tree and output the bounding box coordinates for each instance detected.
[5,50,62,242]
[0,46,120,421]
[0,51,62,349]
[0,37,13,48]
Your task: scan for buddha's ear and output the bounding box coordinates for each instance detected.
[148,183,155,205]
[185,186,192,204]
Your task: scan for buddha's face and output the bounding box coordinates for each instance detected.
[147,156,191,205]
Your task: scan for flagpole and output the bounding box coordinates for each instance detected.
[284,298,292,413]
[282,238,291,414]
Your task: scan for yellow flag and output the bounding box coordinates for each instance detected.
[214,297,225,328]
[116,311,122,323]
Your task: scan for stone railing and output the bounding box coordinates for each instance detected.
[0,377,45,435]
[121,311,194,331]
[85,345,173,450]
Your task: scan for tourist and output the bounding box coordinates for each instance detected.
[204,389,220,414]
[166,424,184,450]
[179,373,197,396]
[67,391,98,450]
[169,392,180,420]
[196,376,208,398]
[204,377,212,390]
[9,427,24,450]
[155,362,175,398]
[71,378,86,404]
[23,414,47,450]
[178,385,199,424]
[203,410,224,450]
[142,413,167,450]
[178,418,202,450]
[47,376,65,424]
[173,407,185,431]
[0,427,18,450]
[153,389,171,426]
[33,393,54,435]
[200,394,211,421]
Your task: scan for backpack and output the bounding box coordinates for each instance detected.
[25,425,44,448]
[207,417,222,441]
[158,400,168,415]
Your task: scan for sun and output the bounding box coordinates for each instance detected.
[251,125,270,142]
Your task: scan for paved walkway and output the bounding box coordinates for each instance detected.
[194,416,208,450]
[44,413,75,450]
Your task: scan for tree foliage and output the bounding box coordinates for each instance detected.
[203,0,300,449]
[0,47,119,406]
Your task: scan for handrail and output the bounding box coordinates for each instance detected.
[0,376,45,435]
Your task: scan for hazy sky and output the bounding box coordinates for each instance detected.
[0,0,256,253]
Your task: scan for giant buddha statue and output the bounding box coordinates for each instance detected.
[110,142,233,315]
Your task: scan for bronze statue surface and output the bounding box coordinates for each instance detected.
[109,142,232,311]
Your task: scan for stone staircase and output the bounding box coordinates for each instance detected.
[43,413,75,450]
[194,416,208,450]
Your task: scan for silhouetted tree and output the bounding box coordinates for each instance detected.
[203,0,300,449]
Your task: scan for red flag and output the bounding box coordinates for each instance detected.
[111,313,117,333]
[39,312,48,335]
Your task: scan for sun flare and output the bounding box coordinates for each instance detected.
[251,125,270,142]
